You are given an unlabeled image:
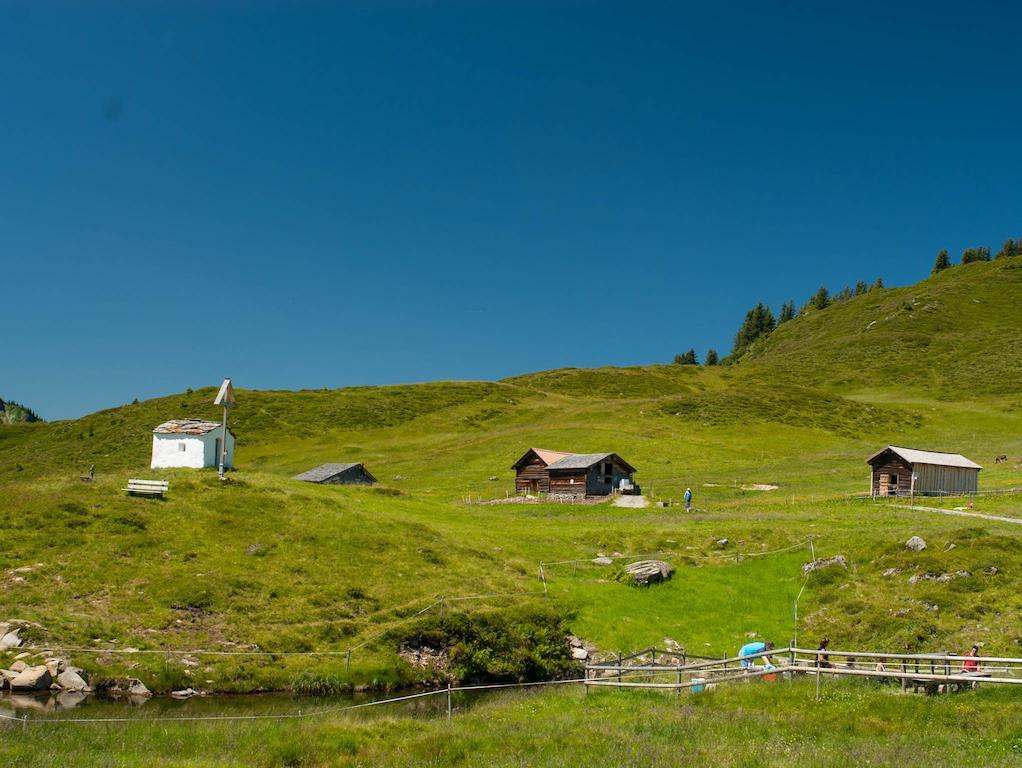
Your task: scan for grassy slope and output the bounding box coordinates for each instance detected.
[6,683,1022,767]
[2,259,1022,696]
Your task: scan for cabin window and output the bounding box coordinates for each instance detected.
[178,442,187,452]
[890,474,899,485]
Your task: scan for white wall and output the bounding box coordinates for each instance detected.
[151,431,235,470]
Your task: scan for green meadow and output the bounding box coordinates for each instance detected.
[3,259,1022,763]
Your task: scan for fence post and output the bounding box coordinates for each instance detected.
[346,649,351,672]
[651,646,657,665]
[815,664,821,700]
[617,652,623,685]
[447,682,452,721]
[440,596,445,621]
[901,659,907,691]
[584,664,590,696]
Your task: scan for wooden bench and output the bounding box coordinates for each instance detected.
[123,479,169,498]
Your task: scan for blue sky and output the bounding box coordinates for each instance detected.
[3,2,1020,420]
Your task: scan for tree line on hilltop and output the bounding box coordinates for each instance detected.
[673,235,1021,367]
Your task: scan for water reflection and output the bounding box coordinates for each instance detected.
[0,686,508,722]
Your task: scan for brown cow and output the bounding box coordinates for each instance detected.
[995,454,1008,464]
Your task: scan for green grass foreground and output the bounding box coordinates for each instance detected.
[5,681,1022,767]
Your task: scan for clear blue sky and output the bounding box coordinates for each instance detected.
[3,2,1020,420]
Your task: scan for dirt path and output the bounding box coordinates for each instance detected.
[889,504,1022,526]
[613,495,650,508]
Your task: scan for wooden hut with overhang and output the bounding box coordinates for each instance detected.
[512,448,637,497]
[866,446,981,497]
[293,463,377,486]
[511,448,573,494]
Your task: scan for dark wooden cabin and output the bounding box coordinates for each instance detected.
[512,448,637,497]
[511,448,573,494]
[866,446,980,497]
[293,462,377,486]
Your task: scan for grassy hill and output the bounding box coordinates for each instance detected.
[3,259,1022,695]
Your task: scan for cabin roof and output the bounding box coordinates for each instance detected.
[153,418,224,436]
[293,463,372,483]
[867,446,982,470]
[511,448,573,469]
[546,452,637,473]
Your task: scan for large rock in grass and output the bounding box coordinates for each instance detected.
[10,665,52,691]
[0,629,22,651]
[802,555,848,575]
[906,536,927,552]
[622,560,675,585]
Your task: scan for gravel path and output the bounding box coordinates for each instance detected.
[613,495,650,508]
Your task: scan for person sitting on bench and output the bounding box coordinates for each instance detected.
[816,638,832,668]
[962,644,987,675]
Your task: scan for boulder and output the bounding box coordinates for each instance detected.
[0,629,22,651]
[99,677,152,698]
[56,668,90,692]
[171,687,199,699]
[882,568,900,577]
[11,660,28,673]
[592,557,613,566]
[714,539,729,549]
[802,555,848,576]
[0,669,17,689]
[570,647,589,661]
[44,657,67,677]
[622,560,675,586]
[10,665,52,691]
[905,536,927,552]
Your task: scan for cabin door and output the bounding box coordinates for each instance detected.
[878,473,889,496]
[214,438,221,467]
[529,479,539,493]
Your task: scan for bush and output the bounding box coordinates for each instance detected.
[391,605,580,684]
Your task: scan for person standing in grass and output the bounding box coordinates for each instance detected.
[739,640,774,670]
[684,487,692,511]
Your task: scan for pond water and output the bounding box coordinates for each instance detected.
[0,686,506,723]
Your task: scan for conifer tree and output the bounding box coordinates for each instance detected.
[932,249,951,273]
[871,277,885,291]
[810,287,830,310]
[778,301,795,324]
[995,239,1021,259]
[705,348,719,366]
[961,246,991,264]
[854,281,868,295]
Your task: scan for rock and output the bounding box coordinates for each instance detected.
[655,501,665,508]
[801,555,848,576]
[622,559,675,586]
[44,657,67,677]
[392,475,406,481]
[944,543,956,551]
[612,552,623,558]
[171,687,199,699]
[488,476,498,482]
[398,644,448,671]
[986,566,1000,575]
[882,568,900,577]
[0,629,22,651]
[592,557,613,566]
[10,660,28,673]
[935,570,972,583]
[56,668,90,692]
[715,539,729,549]
[10,665,52,691]
[567,635,584,649]
[99,677,151,698]
[744,631,757,638]
[571,647,589,661]
[905,536,927,552]
[0,669,17,688]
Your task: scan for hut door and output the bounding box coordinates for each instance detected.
[879,473,889,496]
[529,479,539,493]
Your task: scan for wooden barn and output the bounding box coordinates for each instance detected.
[512,448,637,497]
[866,446,981,497]
[293,463,377,486]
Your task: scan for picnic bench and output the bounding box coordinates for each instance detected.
[123,479,169,498]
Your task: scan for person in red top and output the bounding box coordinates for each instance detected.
[962,644,981,673]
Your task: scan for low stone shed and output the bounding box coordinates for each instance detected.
[293,463,377,486]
